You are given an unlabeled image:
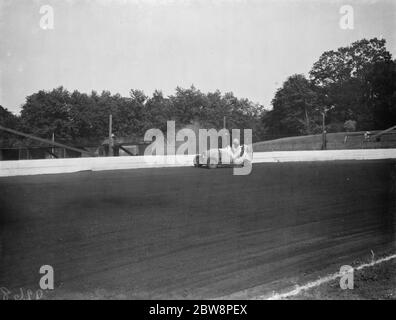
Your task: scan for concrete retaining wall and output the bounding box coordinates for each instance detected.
[1,149,396,177]
[253,149,396,163]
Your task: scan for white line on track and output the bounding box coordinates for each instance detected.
[265,253,396,300]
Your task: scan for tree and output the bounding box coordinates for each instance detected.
[310,38,392,87]
[364,60,396,129]
[263,74,321,137]
[20,87,75,144]
[115,89,149,137]
[169,85,209,125]
[16,86,266,146]
[309,38,394,130]
[0,105,18,128]
[0,105,20,146]
[145,90,172,133]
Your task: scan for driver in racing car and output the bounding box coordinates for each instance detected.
[225,138,247,165]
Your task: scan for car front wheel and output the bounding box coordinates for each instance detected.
[194,155,201,167]
[207,157,218,169]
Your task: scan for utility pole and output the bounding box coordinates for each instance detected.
[321,111,327,150]
[321,105,334,150]
[109,114,113,156]
[52,132,55,159]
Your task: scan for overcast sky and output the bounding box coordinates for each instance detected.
[0,0,395,113]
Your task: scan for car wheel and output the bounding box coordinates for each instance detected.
[193,155,201,167]
[207,157,218,169]
[243,159,252,168]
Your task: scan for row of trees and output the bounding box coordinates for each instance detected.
[263,38,396,136]
[0,86,264,147]
[1,37,395,147]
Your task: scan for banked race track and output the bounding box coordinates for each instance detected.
[0,151,396,299]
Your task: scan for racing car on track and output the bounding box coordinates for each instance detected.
[193,141,252,169]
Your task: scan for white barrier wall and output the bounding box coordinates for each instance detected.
[1,149,396,177]
[252,149,396,163]
[0,155,195,177]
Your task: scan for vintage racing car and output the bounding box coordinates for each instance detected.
[193,145,252,169]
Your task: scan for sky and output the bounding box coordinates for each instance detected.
[0,0,395,113]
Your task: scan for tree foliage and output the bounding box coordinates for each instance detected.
[1,86,264,147]
[263,74,321,136]
[263,38,396,137]
[0,105,20,146]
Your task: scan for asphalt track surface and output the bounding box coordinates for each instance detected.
[1,160,396,299]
